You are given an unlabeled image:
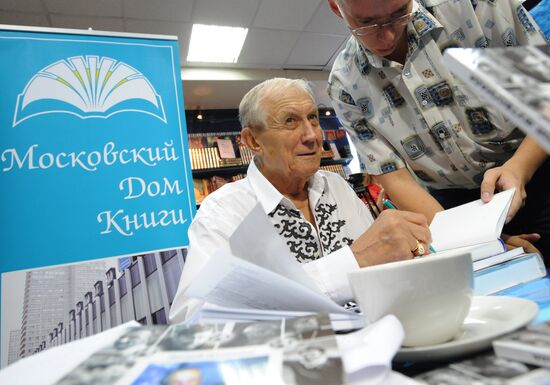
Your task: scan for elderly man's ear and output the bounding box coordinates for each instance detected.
[327,0,344,18]
[241,127,262,154]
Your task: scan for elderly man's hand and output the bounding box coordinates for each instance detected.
[350,210,432,267]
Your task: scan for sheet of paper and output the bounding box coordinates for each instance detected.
[196,303,365,331]
[337,315,403,376]
[185,249,349,315]
[229,203,320,291]
[430,188,515,251]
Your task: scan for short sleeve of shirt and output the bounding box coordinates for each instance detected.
[328,75,407,176]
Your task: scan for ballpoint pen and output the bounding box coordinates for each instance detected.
[382,199,437,253]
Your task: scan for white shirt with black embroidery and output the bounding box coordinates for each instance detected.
[169,160,374,323]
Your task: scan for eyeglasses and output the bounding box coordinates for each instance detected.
[349,12,413,37]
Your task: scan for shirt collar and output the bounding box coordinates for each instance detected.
[353,1,442,68]
[246,158,330,215]
[408,1,442,40]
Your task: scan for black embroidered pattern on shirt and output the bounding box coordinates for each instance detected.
[269,204,320,263]
[268,198,355,264]
[315,203,350,253]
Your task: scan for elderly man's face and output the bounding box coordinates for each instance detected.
[254,87,322,183]
[329,0,412,58]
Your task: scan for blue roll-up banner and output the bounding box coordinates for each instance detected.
[0,26,195,361]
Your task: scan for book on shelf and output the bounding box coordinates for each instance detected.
[415,353,550,385]
[493,320,550,369]
[215,137,236,159]
[193,175,246,205]
[188,131,348,172]
[474,253,546,295]
[443,45,550,154]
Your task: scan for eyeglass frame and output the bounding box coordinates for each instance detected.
[348,11,414,37]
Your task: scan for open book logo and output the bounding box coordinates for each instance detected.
[13,56,167,126]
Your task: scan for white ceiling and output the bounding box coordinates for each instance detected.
[0,0,351,109]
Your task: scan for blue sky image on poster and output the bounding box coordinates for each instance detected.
[0,28,195,274]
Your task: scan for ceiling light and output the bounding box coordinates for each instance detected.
[187,24,248,63]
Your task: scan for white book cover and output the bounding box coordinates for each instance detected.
[443,45,550,153]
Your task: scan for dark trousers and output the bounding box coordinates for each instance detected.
[429,159,550,267]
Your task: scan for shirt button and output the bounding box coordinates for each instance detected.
[404,70,411,76]
[422,100,428,106]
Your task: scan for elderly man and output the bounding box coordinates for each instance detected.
[169,78,430,323]
[327,0,549,261]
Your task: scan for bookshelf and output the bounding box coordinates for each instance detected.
[186,109,353,205]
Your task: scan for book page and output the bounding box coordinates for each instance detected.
[430,188,515,251]
[229,204,320,291]
[185,249,349,315]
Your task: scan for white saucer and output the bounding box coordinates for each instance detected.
[393,296,538,363]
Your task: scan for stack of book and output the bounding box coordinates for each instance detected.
[473,247,547,296]
[425,188,547,295]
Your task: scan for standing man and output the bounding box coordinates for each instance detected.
[327,0,549,260]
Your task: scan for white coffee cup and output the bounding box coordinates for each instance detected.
[348,252,473,347]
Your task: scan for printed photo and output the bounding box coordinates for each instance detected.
[1,248,186,368]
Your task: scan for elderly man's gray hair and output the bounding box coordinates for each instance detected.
[238,78,316,130]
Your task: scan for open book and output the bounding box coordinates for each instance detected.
[443,45,550,154]
[429,188,515,261]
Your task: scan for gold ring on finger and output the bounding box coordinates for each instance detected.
[412,241,425,257]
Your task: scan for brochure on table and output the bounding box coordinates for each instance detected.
[0,25,195,364]
[0,315,414,385]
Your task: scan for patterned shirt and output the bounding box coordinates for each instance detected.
[328,0,547,190]
[169,159,374,322]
